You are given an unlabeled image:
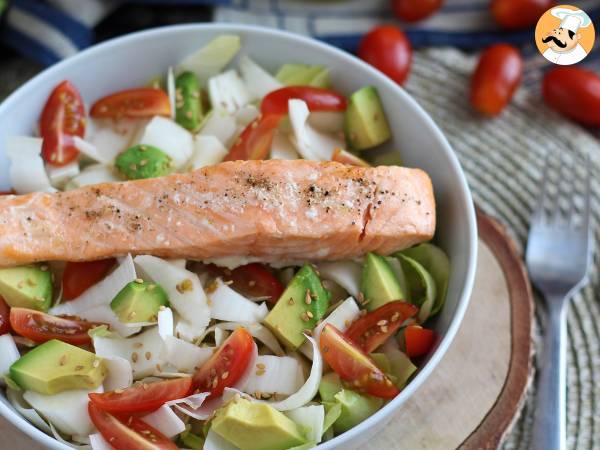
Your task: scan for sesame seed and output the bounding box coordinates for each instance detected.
[129,163,137,171]
[26,278,37,287]
[391,312,400,322]
[377,320,388,327]
[59,355,67,366]
[145,352,152,360]
[148,284,156,291]
[176,278,193,293]
[212,378,218,388]
[248,280,256,287]
[306,311,314,319]
[131,352,139,363]
[139,159,148,167]
[380,325,389,333]
[134,342,143,348]
[256,369,266,376]
[300,312,310,322]
[156,364,162,372]
[75,365,84,371]
[305,290,312,305]
[134,278,144,284]
[256,363,266,369]
[222,371,230,379]
[115,389,124,394]
[92,359,100,368]
[288,297,295,306]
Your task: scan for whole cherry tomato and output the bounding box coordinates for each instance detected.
[40,81,86,166]
[543,67,600,126]
[392,0,444,23]
[491,0,556,30]
[470,44,523,116]
[358,26,412,85]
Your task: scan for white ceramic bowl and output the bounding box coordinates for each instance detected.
[0,24,477,450]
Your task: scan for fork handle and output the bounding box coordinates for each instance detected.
[531,299,567,450]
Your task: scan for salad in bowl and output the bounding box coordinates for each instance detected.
[0,33,451,450]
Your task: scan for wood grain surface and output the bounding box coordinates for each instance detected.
[0,211,534,450]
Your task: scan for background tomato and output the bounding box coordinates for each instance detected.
[470,44,523,116]
[62,259,116,300]
[491,0,556,29]
[392,0,444,23]
[543,67,600,126]
[358,25,412,85]
[40,80,85,166]
[0,297,11,335]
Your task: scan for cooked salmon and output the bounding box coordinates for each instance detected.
[0,160,435,267]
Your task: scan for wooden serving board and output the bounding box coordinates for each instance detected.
[0,210,534,450]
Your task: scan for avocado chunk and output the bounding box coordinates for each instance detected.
[175,71,203,131]
[115,144,173,180]
[110,280,168,324]
[332,389,383,433]
[344,86,392,151]
[264,264,330,350]
[397,254,437,323]
[276,64,331,88]
[360,253,407,311]
[0,265,52,311]
[10,340,106,395]
[180,431,204,449]
[211,397,307,450]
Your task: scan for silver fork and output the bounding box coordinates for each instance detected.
[526,151,593,450]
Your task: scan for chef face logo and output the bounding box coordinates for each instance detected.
[535,5,595,65]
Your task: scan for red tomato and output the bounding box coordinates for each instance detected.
[320,324,399,398]
[224,114,282,161]
[404,325,435,358]
[470,44,523,116]
[89,378,192,414]
[345,301,418,353]
[0,191,15,196]
[543,67,600,126]
[392,0,444,22]
[40,80,85,166]
[491,0,555,29]
[9,308,105,346]
[206,263,284,304]
[62,259,116,300]
[193,327,254,399]
[88,402,178,450]
[331,148,371,167]
[0,297,11,335]
[90,88,170,119]
[358,26,412,85]
[261,86,348,116]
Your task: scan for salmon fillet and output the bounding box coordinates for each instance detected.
[0,160,435,267]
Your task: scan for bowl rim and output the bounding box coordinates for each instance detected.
[0,22,477,450]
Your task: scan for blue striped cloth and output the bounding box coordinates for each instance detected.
[2,0,599,77]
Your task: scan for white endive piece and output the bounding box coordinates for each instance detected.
[285,405,325,443]
[198,110,238,146]
[161,335,214,373]
[239,55,282,101]
[308,111,345,133]
[81,304,141,338]
[158,307,174,339]
[73,137,111,165]
[177,35,241,85]
[139,116,193,170]
[204,429,240,450]
[93,328,165,379]
[167,66,176,120]
[102,356,133,391]
[23,386,103,436]
[66,164,121,189]
[6,136,53,194]
[0,334,20,381]
[209,279,268,323]
[288,99,344,161]
[50,423,89,449]
[271,131,299,160]
[208,70,250,114]
[174,318,205,343]
[235,104,260,127]
[189,135,228,170]
[6,389,51,434]
[135,255,210,332]
[316,261,362,298]
[142,405,186,438]
[202,322,284,356]
[46,160,80,188]
[87,118,141,162]
[89,433,112,450]
[244,355,304,396]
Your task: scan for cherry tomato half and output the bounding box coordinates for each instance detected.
[331,148,371,167]
[206,263,284,304]
[543,67,600,126]
[392,0,444,23]
[88,402,178,450]
[358,26,412,86]
[404,325,435,358]
[90,88,171,119]
[0,296,11,335]
[40,80,85,166]
[224,114,282,161]
[260,86,348,116]
[470,44,523,116]
[192,327,255,399]
[345,301,418,353]
[491,0,556,30]
[89,378,192,414]
[9,308,105,346]
[320,324,399,399]
[62,259,116,301]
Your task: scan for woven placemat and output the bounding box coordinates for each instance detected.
[1,47,599,449]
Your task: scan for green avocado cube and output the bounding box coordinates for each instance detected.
[175,71,203,131]
[110,280,169,323]
[211,398,306,450]
[10,340,106,395]
[344,86,392,151]
[264,264,330,350]
[360,252,407,311]
[0,265,52,311]
[115,144,173,180]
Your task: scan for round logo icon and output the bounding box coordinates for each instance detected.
[535,4,595,66]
